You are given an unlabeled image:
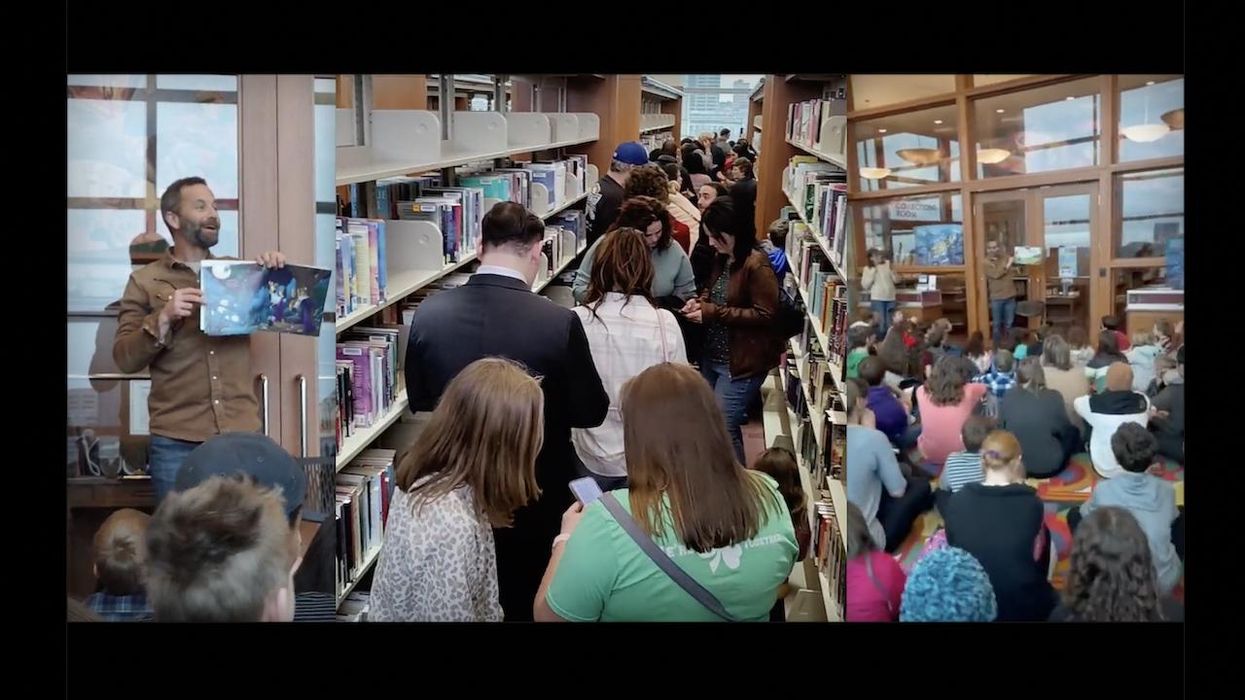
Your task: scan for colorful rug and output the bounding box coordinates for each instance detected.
[893,452,1185,592]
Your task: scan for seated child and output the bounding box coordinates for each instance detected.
[752,447,811,622]
[936,415,995,505]
[86,508,153,622]
[973,349,1017,399]
[1125,331,1162,394]
[846,325,874,380]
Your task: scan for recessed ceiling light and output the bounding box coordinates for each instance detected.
[996,108,1005,114]
[934,119,943,125]
[1146,80,1156,86]
[878,128,888,133]
[1065,96,1075,101]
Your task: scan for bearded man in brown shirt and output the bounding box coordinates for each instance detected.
[113,176,286,503]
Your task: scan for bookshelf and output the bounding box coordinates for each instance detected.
[783,187,845,280]
[640,76,683,142]
[331,76,603,613]
[786,138,846,169]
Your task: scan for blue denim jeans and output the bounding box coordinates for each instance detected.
[700,359,767,464]
[148,435,202,504]
[990,297,1017,347]
[871,300,896,341]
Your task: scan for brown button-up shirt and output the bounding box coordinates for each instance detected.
[112,251,261,443]
[984,256,1017,301]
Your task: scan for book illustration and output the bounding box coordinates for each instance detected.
[912,224,964,266]
[200,260,332,336]
[1013,246,1043,266]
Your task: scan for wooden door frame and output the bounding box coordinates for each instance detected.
[968,180,1102,339]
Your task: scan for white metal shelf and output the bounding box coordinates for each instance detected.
[337,254,477,335]
[336,392,409,472]
[336,191,589,335]
[336,137,597,187]
[533,245,584,293]
[789,279,846,397]
[786,138,847,169]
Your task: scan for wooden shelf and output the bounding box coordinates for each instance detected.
[783,188,845,279]
[337,544,382,608]
[785,138,846,169]
[336,392,409,472]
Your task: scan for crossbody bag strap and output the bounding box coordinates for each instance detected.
[599,492,737,622]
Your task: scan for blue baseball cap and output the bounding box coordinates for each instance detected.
[612,142,649,166]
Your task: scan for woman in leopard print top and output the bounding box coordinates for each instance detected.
[369,358,544,622]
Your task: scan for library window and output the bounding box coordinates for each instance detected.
[1118,75,1183,162]
[859,192,963,266]
[853,103,960,192]
[680,74,763,140]
[1115,168,1183,260]
[972,77,1102,178]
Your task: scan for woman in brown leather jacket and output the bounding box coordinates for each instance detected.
[681,198,783,462]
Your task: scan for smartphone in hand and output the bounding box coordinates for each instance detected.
[569,476,604,505]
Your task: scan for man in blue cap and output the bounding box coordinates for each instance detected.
[586,141,648,247]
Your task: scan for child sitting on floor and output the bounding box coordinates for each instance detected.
[1067,423,1181,596]
[752,447,811,622]
[1009,328,1031,360]
[974,349,1017,399]
[846,325,874,380]
[937,415,995,503]
[1067,325,1095,367]
[86,508,153,622]
[1126,330,1162,394]
[964,330,991,375]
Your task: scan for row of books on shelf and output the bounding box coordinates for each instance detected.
[337,591,370,622]
[783,156,848,254]
[812,494,845,621]
[786,98,846,155]
[335,449,397,600]
[546,210,587,261]
[639,130,674,152]
[336,326,403,442]
[335,218,389,318]
[786,338,843,421]
[786,244,849,365]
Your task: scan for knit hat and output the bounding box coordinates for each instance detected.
[899,546,998,622]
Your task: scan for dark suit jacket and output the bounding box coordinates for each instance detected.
[404,273,609,619]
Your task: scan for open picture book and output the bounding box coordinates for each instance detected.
[200,260,333,336]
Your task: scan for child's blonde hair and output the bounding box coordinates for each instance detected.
[93,508,150,596]
[1131,330,1153,347]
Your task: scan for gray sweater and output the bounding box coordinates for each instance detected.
[572,237,696,305]
[1081,472,1182,595]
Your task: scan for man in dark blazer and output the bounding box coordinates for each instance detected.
[404,201,609,620]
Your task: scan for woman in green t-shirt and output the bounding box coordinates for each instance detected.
[533,362,799,622]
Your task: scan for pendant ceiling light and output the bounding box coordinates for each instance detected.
[977,148,1011,164]
[1161,108,1184,130]
[896,147,941,165]
[859,167,892,180]
[1121,88,1170,143]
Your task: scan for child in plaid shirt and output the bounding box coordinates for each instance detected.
[974,349,1017,399]
[86,508,153,622]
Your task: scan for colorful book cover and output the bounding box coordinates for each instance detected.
[200,260,332,336]
[1165,238,1184,290]
[913,224,965,266]
[337,344,373,425]
[366,220,381,305]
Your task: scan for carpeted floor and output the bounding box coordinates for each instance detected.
[892,452,1185,593]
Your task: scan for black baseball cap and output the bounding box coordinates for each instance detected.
[174,433,305,520]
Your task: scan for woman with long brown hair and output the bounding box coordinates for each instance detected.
[682,197,783,462]
[572,228,687,491]
[572,196,696,312]
[625,164,699,253]
[369,358,544,622]
[534,362,799,622]
[1052,506,1181,621]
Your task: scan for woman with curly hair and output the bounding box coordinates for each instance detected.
[624,164,698,253]
[1051,506,1183,621]
[914,355,990,469]
[571,196,695,311]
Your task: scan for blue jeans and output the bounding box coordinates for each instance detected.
[700,359,767,463]
[148,435,201,505]
[990,297,1017,347]
[871,300,896,341]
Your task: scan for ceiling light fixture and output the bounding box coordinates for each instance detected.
[878,128,888,134]
[996,108,1005,114]
[1121,91,1170,143]
[896,148,942,165]
[934,119,943,125]
[859,167,892,180]
[977,148,1011,164]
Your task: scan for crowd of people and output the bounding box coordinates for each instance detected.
[845,270,1186,621]
[73,137,812,623]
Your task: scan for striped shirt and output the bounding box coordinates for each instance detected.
[941,451,984,493]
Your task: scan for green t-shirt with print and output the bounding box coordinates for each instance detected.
[545,474,799,622]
